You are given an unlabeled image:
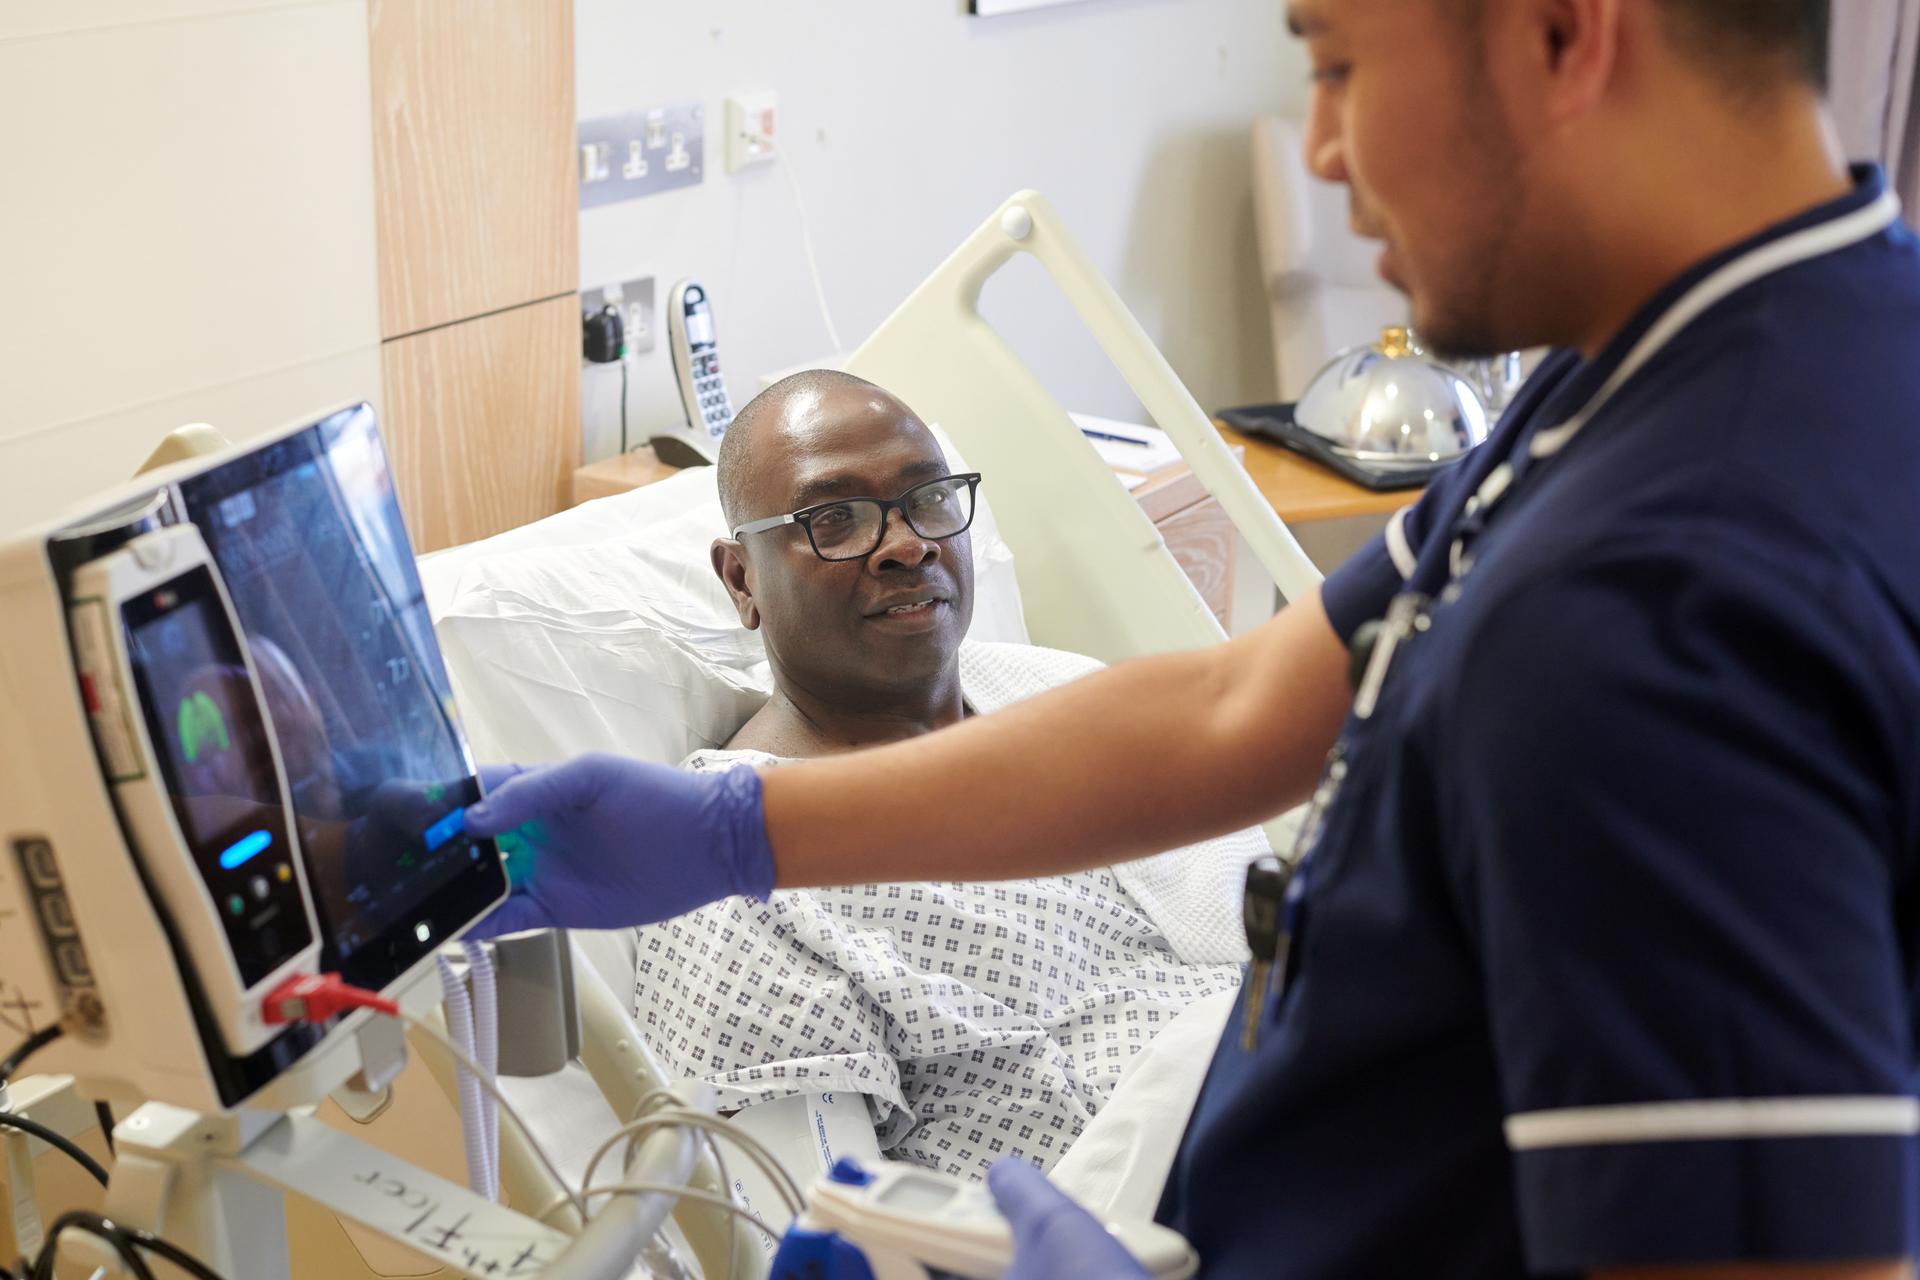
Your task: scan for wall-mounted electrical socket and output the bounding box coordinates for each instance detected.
[665,131,693,173]
[580,275,655,358]
[725,92,778,173]
[578,103,704,208]
[581,141,612,183]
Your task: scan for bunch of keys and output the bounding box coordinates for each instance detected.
[1240,856,1292,1052]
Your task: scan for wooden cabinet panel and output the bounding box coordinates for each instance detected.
[1157,497,1238,629]
[1130,449,1242,629]
[381,296,579,552]
[370,0,576,338]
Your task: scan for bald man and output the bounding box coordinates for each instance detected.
[617,370,1268,1181]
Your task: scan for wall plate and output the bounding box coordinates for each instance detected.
[579,102,704,208]
[579,275,655,357]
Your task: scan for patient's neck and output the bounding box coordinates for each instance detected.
[727,664,968,757]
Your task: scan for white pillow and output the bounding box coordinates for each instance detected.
[424,430,1026,766]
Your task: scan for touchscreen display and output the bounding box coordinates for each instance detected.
[123,572,310,987]
[178,405,503,985]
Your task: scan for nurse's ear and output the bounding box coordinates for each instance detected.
[1507,0,1622,130]
[710,538,761,630]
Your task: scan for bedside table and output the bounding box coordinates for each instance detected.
[1211,418,1423,571]
[571,447,681,506]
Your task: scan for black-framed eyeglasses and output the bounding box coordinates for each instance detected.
[731,473,982,563]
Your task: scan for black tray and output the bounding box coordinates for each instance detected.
[1218,402,1440,492]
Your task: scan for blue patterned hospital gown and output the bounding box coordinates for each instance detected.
[634,644,1260,1178]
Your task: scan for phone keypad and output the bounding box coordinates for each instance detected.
[693,350,731,437]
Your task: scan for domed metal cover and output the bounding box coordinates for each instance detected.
[1294,326,1490,466]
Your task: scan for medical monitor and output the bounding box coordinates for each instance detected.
[176,404,505,994]
[121,567,311,990]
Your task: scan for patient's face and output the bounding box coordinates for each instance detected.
[718,387,975,701]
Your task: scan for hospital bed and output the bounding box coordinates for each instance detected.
[414,191,1326,1273]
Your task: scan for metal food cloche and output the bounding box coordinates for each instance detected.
[1294,326,1491,467]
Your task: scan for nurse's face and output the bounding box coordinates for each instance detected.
[1293,0,1531,357]
[714,386,975,706]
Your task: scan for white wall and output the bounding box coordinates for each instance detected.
[577,0,1310,459]
[0,0,382,533]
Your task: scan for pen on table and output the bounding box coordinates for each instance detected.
[1080,427,1152,447]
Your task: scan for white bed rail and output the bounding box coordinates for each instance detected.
[846,190,1324,666]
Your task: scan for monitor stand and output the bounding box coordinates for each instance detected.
[96,1090,704,1280]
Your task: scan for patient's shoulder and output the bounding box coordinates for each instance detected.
[720,700,825,758]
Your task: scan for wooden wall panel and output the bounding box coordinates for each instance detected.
[370,0,577,338]
[381,296,579,551]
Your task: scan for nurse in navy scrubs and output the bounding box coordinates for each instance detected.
[469,2,1920,1276]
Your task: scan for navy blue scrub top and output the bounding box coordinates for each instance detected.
[1158,167,1920,1277]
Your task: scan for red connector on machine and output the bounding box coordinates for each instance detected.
[262,972,399,1025]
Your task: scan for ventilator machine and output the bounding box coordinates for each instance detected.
[0,403,731,1278]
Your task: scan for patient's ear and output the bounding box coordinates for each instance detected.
[711,539,761,630]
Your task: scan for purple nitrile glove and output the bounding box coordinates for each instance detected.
[462,753,775,939]
[987,1159,1150,1280]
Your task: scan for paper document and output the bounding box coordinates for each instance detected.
[1071,413,1184,475]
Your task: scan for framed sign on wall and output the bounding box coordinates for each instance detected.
[969,0,1096,14]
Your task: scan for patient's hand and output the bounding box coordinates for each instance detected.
[463,754,775,937]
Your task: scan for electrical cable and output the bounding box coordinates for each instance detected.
[583,1182,783,1244]
[619,359,631,454]
[259,974,587,1226]
[563,1086,804,1276]
[769,141,845,355]
[0,1026,63,1085]
[532,1086,805,1228]
[31,1212,156,1280]
[40,1214,229,1280]
[94,1101,115,1155]
[112,1227,229,1280]
[582,1106,801,1217]
[397,1011,589,1222]
[676,1106,741,1280]
[0,1111,109,1187]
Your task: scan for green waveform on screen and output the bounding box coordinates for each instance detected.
[178,691,231,763]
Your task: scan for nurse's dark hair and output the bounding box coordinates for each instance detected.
[716,368,890,530]
[1443,0,1829,95]
[1653,0,1830,94]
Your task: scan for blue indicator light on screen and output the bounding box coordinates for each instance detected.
[423,807,467,853]
[218,829,272,870]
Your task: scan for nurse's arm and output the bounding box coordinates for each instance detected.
[762,584,1355,887]
[1594,1263,1912,1279]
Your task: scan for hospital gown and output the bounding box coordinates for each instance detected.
[630,642,1267,1178]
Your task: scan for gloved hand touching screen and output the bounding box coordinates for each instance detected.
[462,754,775,937]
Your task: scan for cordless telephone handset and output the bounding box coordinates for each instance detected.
[661,278,733,466]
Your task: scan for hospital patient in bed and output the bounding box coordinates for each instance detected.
[630,370,1265,1178]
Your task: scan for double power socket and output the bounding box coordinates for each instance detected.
[578,93,780,209]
